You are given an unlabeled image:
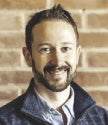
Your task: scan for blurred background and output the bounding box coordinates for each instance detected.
[0,0,108,109]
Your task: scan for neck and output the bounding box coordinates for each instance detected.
[34,80,71,110]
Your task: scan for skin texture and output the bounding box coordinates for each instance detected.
[23,20,81,123]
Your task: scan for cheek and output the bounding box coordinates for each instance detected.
[66,53,77,64]
[33,56,50,72]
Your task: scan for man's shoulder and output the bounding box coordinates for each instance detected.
[88,105,108,123]
[0,80,32,117]
[0,93,25,117]
[94,105,108,116]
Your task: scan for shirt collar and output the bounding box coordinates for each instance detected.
[34,86,75,118]
[63,87,75,117]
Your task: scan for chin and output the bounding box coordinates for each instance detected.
[46,81,70,92]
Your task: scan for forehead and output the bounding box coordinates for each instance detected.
[32,20,77,45]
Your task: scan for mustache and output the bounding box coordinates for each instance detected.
[44,65,70,73]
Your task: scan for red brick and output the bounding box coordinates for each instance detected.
[0,13,22,30]
[87,13,108,29]
[87,52,108,67]
[0,33,25,48]
[79,32,108,48]
[71,13,82,29]
[89,90,108,107]
[0,71,32,84]
[0,0,46,10]
[0,89,18,100]
[75,72,108,87]
[0,51,20,67]
[54,0,108,9]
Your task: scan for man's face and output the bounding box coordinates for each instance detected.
[25,20,81,92]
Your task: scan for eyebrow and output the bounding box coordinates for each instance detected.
[61,42,74,45]
[38,43,52,47]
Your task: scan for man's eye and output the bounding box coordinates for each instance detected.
[62,47,72,52]
[39,48,51,53]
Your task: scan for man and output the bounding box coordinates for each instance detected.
[0,4,108,125]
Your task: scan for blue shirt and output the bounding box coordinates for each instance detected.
[34,87,75,125]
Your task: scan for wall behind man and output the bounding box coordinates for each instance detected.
[0,0,108,108]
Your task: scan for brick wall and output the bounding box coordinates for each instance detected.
[0,0,108,109]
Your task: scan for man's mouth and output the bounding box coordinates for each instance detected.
[44,65,69,75]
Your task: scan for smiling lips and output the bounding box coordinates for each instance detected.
[45,66,69,78]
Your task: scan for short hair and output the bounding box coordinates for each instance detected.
[26,4,79,52]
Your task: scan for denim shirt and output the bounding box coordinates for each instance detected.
[34,87,75,125]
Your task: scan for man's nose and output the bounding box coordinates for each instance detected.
[50,51,64,66]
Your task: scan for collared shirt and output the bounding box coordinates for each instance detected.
[34,87,75,125]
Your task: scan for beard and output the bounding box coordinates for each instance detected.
[32,60,77,92]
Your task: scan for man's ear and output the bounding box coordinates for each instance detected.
[22,47,32,67]
[77,45,82,65]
